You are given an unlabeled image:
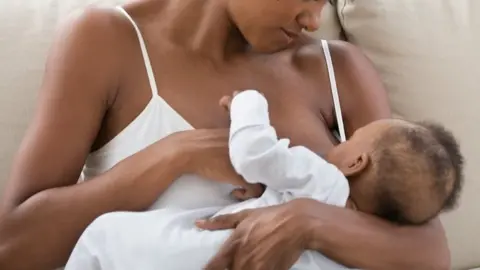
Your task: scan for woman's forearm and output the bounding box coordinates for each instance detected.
[301,199,450,270]
[0,141,187,270]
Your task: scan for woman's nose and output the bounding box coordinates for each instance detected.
[297,11,321,32]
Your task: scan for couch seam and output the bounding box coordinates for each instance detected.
[337,0,349,40]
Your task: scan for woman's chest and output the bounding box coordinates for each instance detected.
[119,52,338,153]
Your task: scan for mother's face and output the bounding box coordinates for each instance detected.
[227,0,326,53]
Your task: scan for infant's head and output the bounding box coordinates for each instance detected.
[326,119,464,225]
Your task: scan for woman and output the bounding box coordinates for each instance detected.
[0,0,449,269]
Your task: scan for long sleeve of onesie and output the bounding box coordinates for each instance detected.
[228,90,349,206]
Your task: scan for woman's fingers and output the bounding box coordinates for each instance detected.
[273,249,303,270]
[195,215,237,230]
[195,210,252,230]
[230,188,249,200]
[203,236,239,270]
[230,185,264,201]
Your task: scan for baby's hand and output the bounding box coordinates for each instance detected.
[230,183,265,201]
[219,91,240,112]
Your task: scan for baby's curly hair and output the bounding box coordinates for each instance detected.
[370,121,464,225]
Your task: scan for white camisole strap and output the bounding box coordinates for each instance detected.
[321,40,346,143]
[116,6,159,98]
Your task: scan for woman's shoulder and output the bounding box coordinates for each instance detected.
[292,38,382,89]
[52,5,148,71]
[292,38,390,128]
[57,6,137,51]
[292,38,364,72]
[47,5,145,100]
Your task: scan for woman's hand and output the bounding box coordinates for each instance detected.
[196,199,311,270]
[197,196,451,270]
[173,129,264,197]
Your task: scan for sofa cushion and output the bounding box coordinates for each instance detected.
[337,0,480,269]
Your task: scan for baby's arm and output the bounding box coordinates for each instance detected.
[227,90,349,206]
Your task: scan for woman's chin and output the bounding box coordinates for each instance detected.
[241,31,294,54]
[248,40,292,54]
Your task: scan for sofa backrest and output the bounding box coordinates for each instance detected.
[0,0,129,194]
[336,0,480,268]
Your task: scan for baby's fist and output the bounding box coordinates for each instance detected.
[219,91,240,112]
[230,183,265,201]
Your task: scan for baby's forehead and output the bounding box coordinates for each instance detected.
[353,119,408,141]
[371,119,415,130]
[371,119,422,138]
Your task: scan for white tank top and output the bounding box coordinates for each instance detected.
[80,6,346,211]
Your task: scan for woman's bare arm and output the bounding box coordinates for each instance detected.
[198,198,449,270]
[306,41,450,269]
[0,9,188,270]
[300,200,449,270]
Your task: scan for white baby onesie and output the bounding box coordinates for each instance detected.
[65,90,351,270]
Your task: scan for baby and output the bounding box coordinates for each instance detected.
[65,90,464,270]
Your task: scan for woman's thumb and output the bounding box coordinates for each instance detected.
[230,188,249,201]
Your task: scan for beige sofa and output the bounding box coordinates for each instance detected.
[0,0,478,269]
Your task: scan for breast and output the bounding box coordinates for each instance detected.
[267,99,338,155]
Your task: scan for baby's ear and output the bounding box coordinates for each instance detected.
[341,153,370,177]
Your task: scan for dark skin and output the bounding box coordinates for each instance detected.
[0,0,449,269]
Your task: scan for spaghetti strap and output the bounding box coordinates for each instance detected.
[321,40,346,143]
[115,6,159,98]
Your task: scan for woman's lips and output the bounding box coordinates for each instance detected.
[281,28,300,44]
[282,28,300,39]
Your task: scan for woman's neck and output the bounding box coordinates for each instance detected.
[159,0,248,61]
